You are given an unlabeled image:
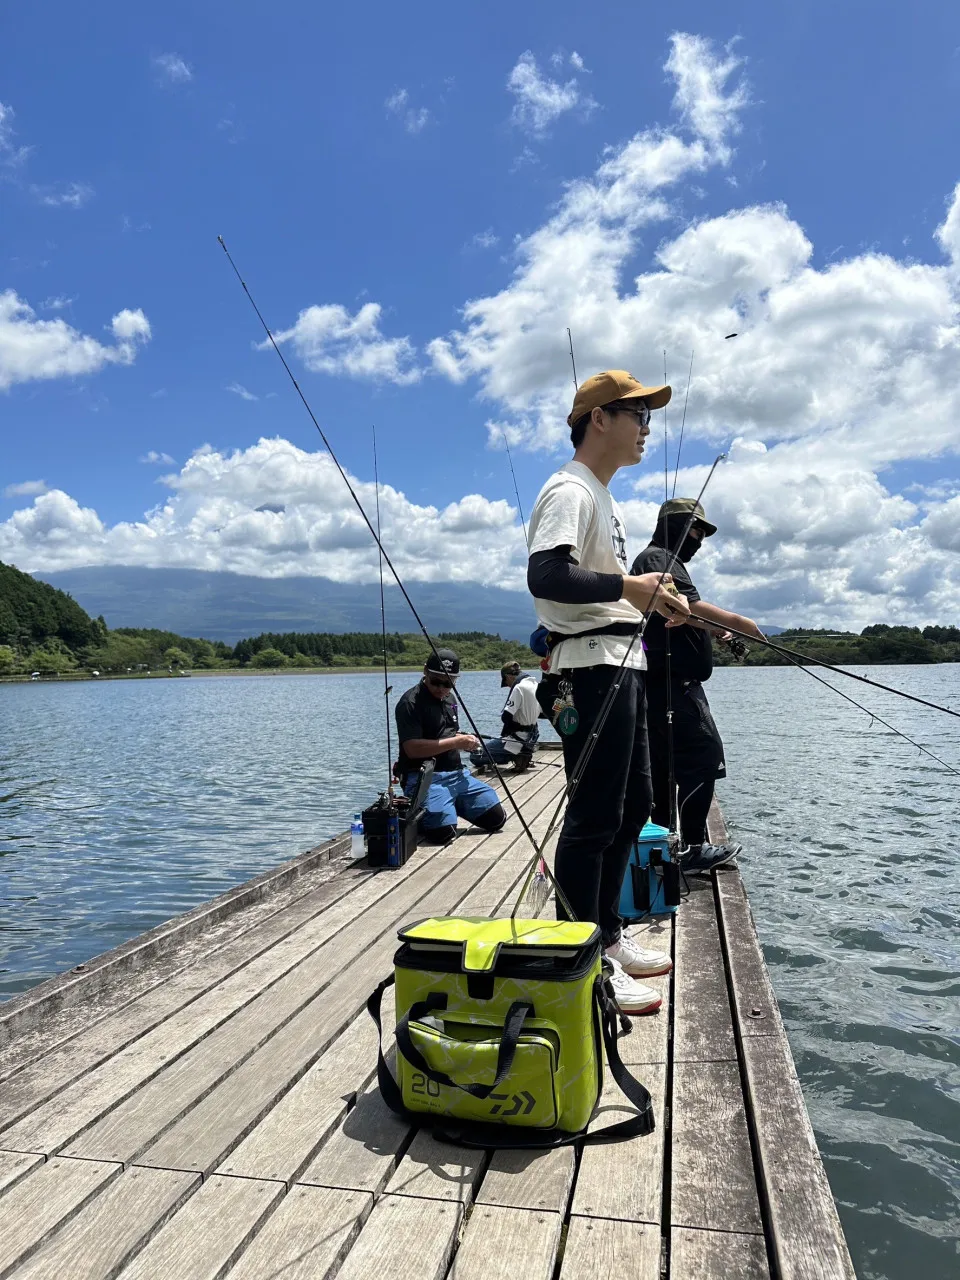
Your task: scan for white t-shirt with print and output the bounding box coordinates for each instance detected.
[502,674,539,754]
[527,460,645,673]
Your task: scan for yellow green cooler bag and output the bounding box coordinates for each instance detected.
[367,916,655,1148]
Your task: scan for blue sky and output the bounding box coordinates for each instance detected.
[2,1,960,626]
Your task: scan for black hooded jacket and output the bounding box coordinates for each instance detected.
[631,520,713,683]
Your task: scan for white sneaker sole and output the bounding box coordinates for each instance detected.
[614,991,663,1016]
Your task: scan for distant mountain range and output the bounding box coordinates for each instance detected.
[36,567,540,643]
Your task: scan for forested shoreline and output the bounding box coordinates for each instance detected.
[2,559,958,679]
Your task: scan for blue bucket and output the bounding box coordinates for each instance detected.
[619,821,680,920]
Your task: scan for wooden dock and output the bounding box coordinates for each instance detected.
[0,751,855,1279]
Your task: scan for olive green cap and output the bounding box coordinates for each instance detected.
[657,497,717,536]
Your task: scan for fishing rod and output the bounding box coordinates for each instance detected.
[499,427,528,548]
[566,328,578,391]
[218,237,547,860]
[775,646,960,778]
[671,350,694,498]
[715,621,960,722]
[514,454,727,912]
[372,426,394,797]
[661,353,679,844]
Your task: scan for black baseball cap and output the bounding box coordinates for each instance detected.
[425,647,460,676]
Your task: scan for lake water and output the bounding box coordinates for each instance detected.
[2,666,958,1279]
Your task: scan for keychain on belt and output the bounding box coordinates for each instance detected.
[552,678,579,735]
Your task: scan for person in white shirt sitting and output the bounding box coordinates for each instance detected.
[471,661,541,773]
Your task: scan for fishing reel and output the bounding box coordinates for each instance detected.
[725,636,749,661]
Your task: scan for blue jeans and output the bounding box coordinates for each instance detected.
[404,767,501,829]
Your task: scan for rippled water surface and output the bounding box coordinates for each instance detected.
[2,665,958,1279]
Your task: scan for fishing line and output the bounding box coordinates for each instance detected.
[218,237,546,858]
[662,355,679,841]
[671,350,695,498]
[717,622,960,722]
[372,426,394,796]
[776,647,960,777]
[513,455,727,912]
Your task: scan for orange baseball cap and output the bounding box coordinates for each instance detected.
[567,370,672,427]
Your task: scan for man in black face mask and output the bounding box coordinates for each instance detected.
[631,499,764,874]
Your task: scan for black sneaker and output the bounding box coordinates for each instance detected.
[680,843,741,875]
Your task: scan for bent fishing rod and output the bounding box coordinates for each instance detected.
[714,622,960,722]
[218,237,546,858]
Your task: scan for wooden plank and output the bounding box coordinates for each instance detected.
[715,874,785,1038]
[671,1226,769,1279]
[111,798,562,1176]
[449,1204,561,1279]
[0,1156,119,1275]
[4,836,481,1158]
[477,1145,575,1212]
[560,1217,660,1280]
[11,1166,199,1280]
[0,837,456,1138]
[673,879,736,1063]
[298,1077,411,1195]
[220,993,394,1182]
[0,858,397,1127]
[123,849,520,1173]
[741,1036,856,1280]
[614,969,671,1067]
[0,767,553,1092]
[384,1130,485,1205]
[0,833,351,1051]
[0,1149,43,1195]
[113,1174,284,1280]
[331,1193,462,1280]
[569,1064,666,1224]
[226,1185,372,1280]
[706,797,728,845]
[671,1059,763,1235]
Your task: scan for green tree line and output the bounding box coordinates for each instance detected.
[3,559,959,677]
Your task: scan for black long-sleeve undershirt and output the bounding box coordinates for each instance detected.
[527,546,625,605]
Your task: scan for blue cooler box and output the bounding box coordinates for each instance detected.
[620,821,681,920]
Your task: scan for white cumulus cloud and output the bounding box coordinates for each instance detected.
[3,480,48,498]
[0,438,526,585]
[507,50,595,134]
[269,302,420,385]
[139,452,175,465]
[0,293,152,391]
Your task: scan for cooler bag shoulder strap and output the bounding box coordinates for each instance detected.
[367,973,406,1118]
[582,976,656,1143]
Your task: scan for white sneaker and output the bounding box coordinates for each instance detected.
[606,956,663,1016]
[606,933,672,977]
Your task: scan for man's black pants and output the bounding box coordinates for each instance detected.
[554,665,653,946]
[646,677,725,847]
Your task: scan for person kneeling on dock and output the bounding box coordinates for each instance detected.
[470,661,540,774]
[395,647,506,846]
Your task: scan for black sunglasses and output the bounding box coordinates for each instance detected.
[605,400,651,428]
[425,674,454,689]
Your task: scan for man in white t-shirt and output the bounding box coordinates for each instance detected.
[527,370,691,1016]
[471,661,540,772]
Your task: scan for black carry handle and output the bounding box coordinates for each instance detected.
[395,991,534,1099]
[366,972,655,1148]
